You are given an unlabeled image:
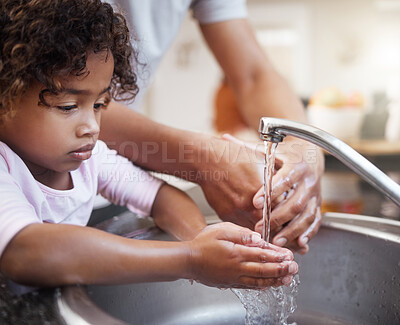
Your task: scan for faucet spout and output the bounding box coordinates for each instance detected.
[259,117,400,207]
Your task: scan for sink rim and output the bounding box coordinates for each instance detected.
[321,212,400,243]
[57,213,400,325]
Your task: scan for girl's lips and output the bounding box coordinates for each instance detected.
[70,150,92,161]
[70,144,94,161]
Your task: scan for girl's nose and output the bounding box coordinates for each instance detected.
[76,111,100,138]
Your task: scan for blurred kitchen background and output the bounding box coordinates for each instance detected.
[139,0,400,220]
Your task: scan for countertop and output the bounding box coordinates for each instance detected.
[323,138,400,220]
[346,139,400,156]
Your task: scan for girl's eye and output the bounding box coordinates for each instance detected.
[93,103,107,110]
[94,98,110,110]
[57,105,77,111]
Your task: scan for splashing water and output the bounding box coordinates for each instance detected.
[231,141,299,325]
[232,275,300,325]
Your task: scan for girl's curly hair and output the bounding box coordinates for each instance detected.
[0,0,138,115]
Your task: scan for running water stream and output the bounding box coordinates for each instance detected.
[262,141,277,244]
[232,141,299,325]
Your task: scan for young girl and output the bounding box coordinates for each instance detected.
[0,0,297,291]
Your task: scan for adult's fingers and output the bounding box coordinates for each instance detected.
[252,162,306,210]
[270,163,307,203]
[268,182,309,232]
[272,196,318,250]
[254,182,321,253]
[253,186,265,209]
[296,206,322,254]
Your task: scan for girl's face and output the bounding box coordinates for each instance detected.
[0,52,114,187]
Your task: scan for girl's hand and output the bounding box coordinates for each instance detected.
[186,222,298,289]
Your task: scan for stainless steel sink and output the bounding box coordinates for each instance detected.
[58,212,400,325]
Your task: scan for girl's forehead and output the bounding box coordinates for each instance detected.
[56,52,114,91]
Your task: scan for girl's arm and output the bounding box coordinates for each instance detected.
[150,183,207,241]
[0,222,297,288]
[0,168,297,288]
[96,140,206,241]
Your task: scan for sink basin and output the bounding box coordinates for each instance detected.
[58,212,400,325]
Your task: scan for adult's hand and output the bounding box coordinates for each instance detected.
[253,138,324,254]
[200,19,324,252]
[196,135,264,230]
[100,103,323,247]
[100,103,264,230]
[221,134,324,254]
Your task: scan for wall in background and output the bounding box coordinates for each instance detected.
[142,0,400,134]
[142,14,219,133]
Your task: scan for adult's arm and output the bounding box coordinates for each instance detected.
[100,103,264,229]
[200,19,305,128]
[200,19,324,253]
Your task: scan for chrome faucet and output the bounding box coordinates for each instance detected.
[259,117,400,207]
